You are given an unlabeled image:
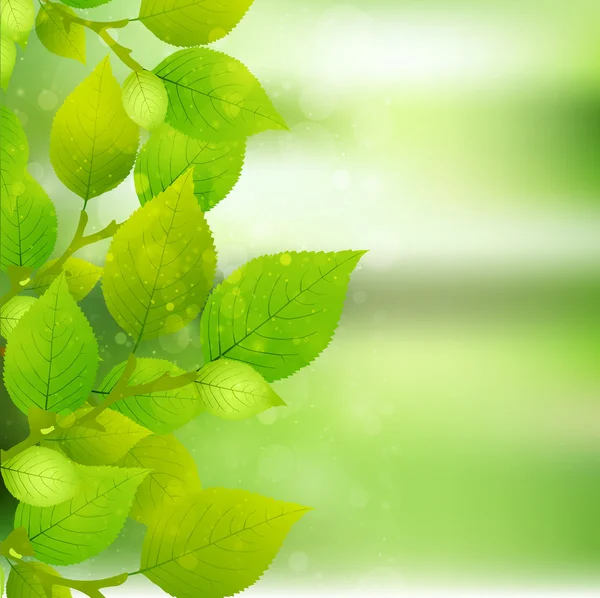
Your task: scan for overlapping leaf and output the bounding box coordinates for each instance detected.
[201,250,365,381]
[0,295,35,338]
[154,47,286,142]
[0,106,28,212]
[140,488,309,598]
[36,3,85,64]
[6,562,71,598]
[3,274,99,415]
[30,257,102,301]
[50,56,139,202]
[1,35,16,90]
[60,0,112,7]
[103,170,216,345]
[139,0,255,46]
[122,70,168,130]
[15,466,148,565]
[1,0,34,46]
[135,125,245,211]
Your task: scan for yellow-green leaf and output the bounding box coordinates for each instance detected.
[6,562,71,598]
[122,70,168,131]
[1,0,34,46]
[1,34,16,90]
[36,3,85,64]
[0,106,28,213]
[103,169,216,345]
[139,0,255,46]
[0,295,35,338]
[30,257,102,301]
[50,56,139,203]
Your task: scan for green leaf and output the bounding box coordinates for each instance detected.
[121,434,201,524]
[1,446,80,506]
[0,106,28,213]
[139,0,254,46]
[1,35,16,90]
[6,562,71,598]
[201,251,365,381]
[0,295,36,338]
[195,358,284,420]
[122,70,168,131]
[1,0,34,46]
[3,274,99,415]
[50,55,139,203]
[15,466,148,566]
[135,125,245,212]
[100,358,203,433]
[43,407,152,465]
[154,48,287,142]
[30,257,102,301]
[36,3,85,64]
[59,0,112,7]
[140,488,310,598]
[0,172,58,271]
[103,170,216,345]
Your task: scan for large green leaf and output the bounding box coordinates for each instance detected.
[3,274,99,415]
[1,34,16,90]
[30,257,102,301]
[1,0,34,46]
[6,562,71,598]
[0,172,57,271]
[15,466,148,566]
[1,446,80,507]
[122,70,168,131]
[0,106,28,212]
[50,55,139,203]
[139,0,254,46]
[140,488,309,598]
[135,125,245,212]
[201,250,365,381]
[195,358,284,420]
[44,407,151,466]
[154,48,286,142]
[100,358,203,433]
[103,170,216,345]
[121,434,201,524]
[36,3,85,64]
[0,295,36,338]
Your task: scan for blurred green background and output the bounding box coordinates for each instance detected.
[3,0,600,593]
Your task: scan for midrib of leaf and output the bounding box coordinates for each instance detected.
[43,287,61,410]
[15,198,22,266]
[42,5,85,63]
[1,464,75,485]
[139,0,205,20]
[84,63,106,203]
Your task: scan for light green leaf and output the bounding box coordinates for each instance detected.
[60,0,112,7]
[30,257,102,301]
[6,562,71,598]
[4,274,99,415]
[135,125,245,212]
[154,48,287,142]
[140,488,310,598]
[139,0,254,46]
[15,466,148,565]
[1,35,16,90]
[1,0,34,46]
[0,172,57,271]
[1,446,80,506]
[100,358,203,433]
[103,170,216,345]
[201,251,365,381]
[36,3,85,64]
[122,70,168,131]
[0,106,28,213]
[121,434,201,524]
[195,358,284,420]
[43,407,152,465]
[0,295,36,338]
[50,55,139,203]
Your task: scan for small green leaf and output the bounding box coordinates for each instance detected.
[43,407,152,465]
[50,56,139,203]
[1,0,34,46]
[135,125,245,211]
[0,172,57,271]
[140,488,310,598]
[0,106,28,212]
[15,466,148,566]
[201,251,365,381]
[6,562,71,598]
[103,170,216,345]
[139,0,254,46]
[0,295,36,338]
[121,434,201,524]
[1,35,16,90]
[1,446,80,506]
[100,358,202,433]
[4,274,99,415]
[195,358,284,420]
[154,48,286,142]
[36,3,85,64]
[122,70,168,131]
[30,257,102,301]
